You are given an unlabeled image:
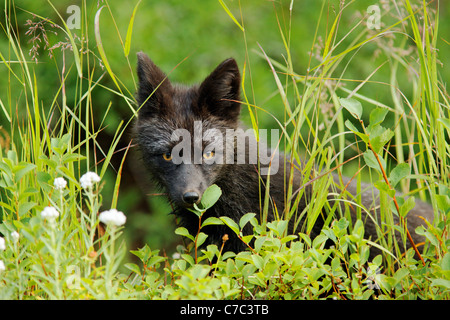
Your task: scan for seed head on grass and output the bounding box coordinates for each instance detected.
[99,209,126,227]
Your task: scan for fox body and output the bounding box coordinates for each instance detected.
[134,52,433,258]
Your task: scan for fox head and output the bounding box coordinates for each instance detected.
[135,52,241,207]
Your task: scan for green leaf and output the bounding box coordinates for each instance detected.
[374,180,396,197]
[0,161,13,180]
[431,279,450,289]
[189,204,203,218]
[435,194,450,213]
[254,236,266,253]
[14,163,36,183]
[220,216,240,236]
[7,150,17,163]
[200,184,222,210]
[36,171,52,186]
[201,217,224,228]
[423,229,439,248]
[340,97,362,119]
[372,254,383,266]
[148,255,166,268]
[39,155,57,170]
[281,235,297,244]
[399,196,415,217]
[196,232,208,248]
[225,258,236,276]
[124,263,141,275]
[239,212,256,230]
[368,107,389,130]
[130,244,152,262]
[363,150,385,172]
[18,201,37,218]
[345,119,360,133]
[389,163,410,188]
[393,267,409,283]
[18,187,39,202]
[175,227,195,241]
[369,127,394,154]
[352,219,365,239]
[62,153,86,164]
[441,253,450,271]
[345,120,368,143]
[312,234,328,249]
[241,235,253,244]
[181,253,195,266]
[276,220,289,236]
[191,264,211,280]
[251,254,265,270]
[267,220,289,237]
[0,201,14,212]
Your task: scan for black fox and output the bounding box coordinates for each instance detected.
[134,52,433,259]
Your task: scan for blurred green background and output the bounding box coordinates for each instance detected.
[1,0,449,256]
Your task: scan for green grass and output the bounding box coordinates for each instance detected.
[0,0,449,299]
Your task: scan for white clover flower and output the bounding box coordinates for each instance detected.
[0,237,5,251]
[53,177,67,190]
[0,260,5,272]
[11,231,19,243]
[40,206,60,221]
[80,172,101,189]
[99,209,126,227]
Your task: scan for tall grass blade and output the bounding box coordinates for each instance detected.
[124,0,141,57]
[94,6,121,92]
[218,0,244,32]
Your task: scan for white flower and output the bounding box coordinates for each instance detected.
[0,237,5,251]
[172,252,181,260]
[0,260,5,272]
[11,231,19,243]
[40,206,60,221]
[80,172,101,189]
[99,209,126,227]
[53,177,67,190]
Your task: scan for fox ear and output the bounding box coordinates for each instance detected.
[136,52,172,117]
[198,58,241,122]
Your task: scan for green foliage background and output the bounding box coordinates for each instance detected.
[0,0,449,299]
[2,0,447,254]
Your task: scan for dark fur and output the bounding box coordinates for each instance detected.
[134,52,433,258]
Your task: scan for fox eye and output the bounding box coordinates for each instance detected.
[203,150,215,160]
[162,152,172,161]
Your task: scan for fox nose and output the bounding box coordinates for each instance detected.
[182,191,200,205]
